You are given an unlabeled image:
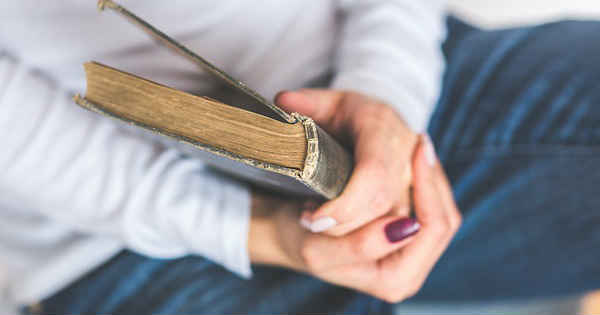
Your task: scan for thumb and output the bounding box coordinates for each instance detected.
[275,89,345,128]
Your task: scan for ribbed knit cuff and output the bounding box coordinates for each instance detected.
[218,179,252,278]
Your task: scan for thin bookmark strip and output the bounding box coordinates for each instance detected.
[96,0,297,124]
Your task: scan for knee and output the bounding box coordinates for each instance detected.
[532,20,600,69]
[431,19,600,150]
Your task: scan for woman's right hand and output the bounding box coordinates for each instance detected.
[249,135,461,303]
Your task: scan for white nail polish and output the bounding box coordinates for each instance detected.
[299,218,312,230]
[424,134,437,166]
[309,217,337,233]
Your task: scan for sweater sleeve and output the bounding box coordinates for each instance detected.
[332,0,447,132]
[0,53,252,278]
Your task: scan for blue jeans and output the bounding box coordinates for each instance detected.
[32,17,600,314]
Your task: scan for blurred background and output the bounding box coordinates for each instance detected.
[397,1,600,314]
[450,0,600,28]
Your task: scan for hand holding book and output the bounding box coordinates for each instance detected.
[249,134,462,303]
[275,89,418,236]
[78,2,463,301]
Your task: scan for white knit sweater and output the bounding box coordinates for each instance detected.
[0,0,446,312]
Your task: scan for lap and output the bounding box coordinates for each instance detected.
[431,17,600,155]
[37,251,383,314]
[36,17,600,314]
[417,17,600,302]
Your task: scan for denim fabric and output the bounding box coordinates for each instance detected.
[414,17,600,303]
[32,17,600,314]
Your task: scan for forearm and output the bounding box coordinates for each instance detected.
[248,208,287,267]
[248,190,304,271]
[333,0,447,131]
[0,53,252,276]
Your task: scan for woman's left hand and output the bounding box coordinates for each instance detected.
[250,134,462,303]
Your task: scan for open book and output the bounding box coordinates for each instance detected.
[73,0,352,199]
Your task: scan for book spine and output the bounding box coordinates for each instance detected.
[297,114,353,199]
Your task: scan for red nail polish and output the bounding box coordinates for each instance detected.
[385,218,420,243]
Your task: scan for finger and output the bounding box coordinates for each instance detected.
[421,134,462,231]
[370,135,459,301]
[275,89,346,138]
[412,134,449,226]
[299,199,321,230]
[300,215,420,271]
[302,118,417,236]
[389,154,414,218]
[301,157,412,236]
[424,135,462,229]
[280,90,417,236]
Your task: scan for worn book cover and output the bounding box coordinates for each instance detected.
[74,0,352,199]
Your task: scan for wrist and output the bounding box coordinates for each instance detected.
[248,191,300,270]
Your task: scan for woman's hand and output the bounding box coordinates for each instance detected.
[249,135,462,302]
[275,89,419,236]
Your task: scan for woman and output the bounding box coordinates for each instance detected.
[0,1,598,314]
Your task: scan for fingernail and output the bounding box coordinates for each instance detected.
[308,217,337,233]
[385,218,420,243]
[299,217,312,230]
[299,210,312,230]
[423,134,437,166]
